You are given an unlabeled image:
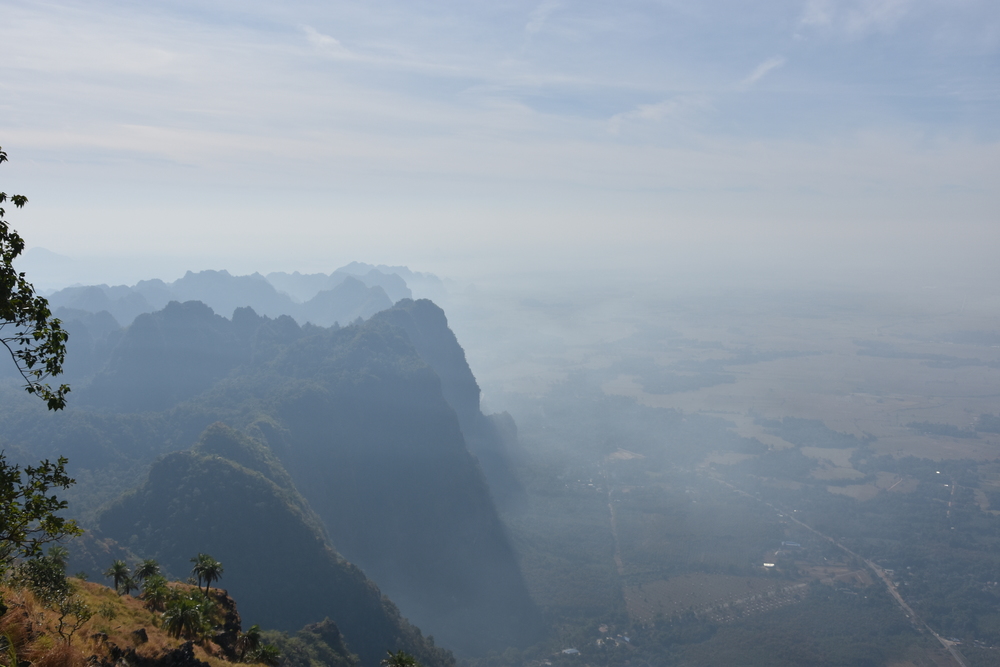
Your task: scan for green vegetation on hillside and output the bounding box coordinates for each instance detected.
[0,145,69,410]
[1,296,536,658]
[98,424,454,667]
[0,453,82,576]
[0,551,360,667]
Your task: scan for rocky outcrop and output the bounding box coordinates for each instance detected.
[371,299,523,505]
[209,589,242,660]
[94,640,210,667]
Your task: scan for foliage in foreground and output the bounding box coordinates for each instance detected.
[0,145,69,410]
[0,567,292,667]
[0,454,82,576]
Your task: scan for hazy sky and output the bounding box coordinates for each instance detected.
[2,1,998,284]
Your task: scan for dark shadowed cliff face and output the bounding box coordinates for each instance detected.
[371,300,523,506]
[69,301,538,656]
[243,321,540,655]
[371,300,481,427]
[98,424,453,667]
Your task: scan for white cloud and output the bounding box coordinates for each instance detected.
[741,56,786,88]
[302,25,355,59]
[608,97,710,134]
[526,1,562,35]
[2,0,996,278]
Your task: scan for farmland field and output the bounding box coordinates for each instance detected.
[623,573,803,622]
[459,284,1000,667]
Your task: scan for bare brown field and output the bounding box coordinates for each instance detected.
[798,564,873,587]
[622,573,792,623]
[833,568,874,587]
[872,433,1000,461]
[875,471,919,493]
[593,302,1000,468]
[889,646,965,667]
[973,488,990,510]
[699,451,755,467]
[802,447,857,468]
[811,467,866,480]
[760,479,804,490]
[607,352,1000,465]
[827,484,880,501]
[925,648,967,667]
[611,356,1000,448]
[606,448,644,461]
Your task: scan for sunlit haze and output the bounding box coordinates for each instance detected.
[3,0,998,287]
[4,5,1000,665]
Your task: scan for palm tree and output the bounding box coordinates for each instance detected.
[119,575,138,597]
[103,560,131,595]
[251,644,280,667]
[190,554,224,596]
[237,624,262,661]
[194,596,220,638]
[47,546,70,571]
[162,597,205,639]
[381,650,420,667]
[134,559,160,583]
[141,574,171,611]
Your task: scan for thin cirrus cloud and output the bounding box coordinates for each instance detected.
[0,0,997,277]
[740,56,786,88]
[302,25,356,59]
[607,97,712,135]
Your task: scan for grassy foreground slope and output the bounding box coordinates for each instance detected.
[0,580,283,667]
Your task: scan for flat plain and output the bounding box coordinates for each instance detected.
[452,283,1000,666]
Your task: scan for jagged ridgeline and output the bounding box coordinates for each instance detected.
[0,295,538,660]
[43,265,429,327]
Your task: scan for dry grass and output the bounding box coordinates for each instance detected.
[30,639,86,667]
[0,581,247,667]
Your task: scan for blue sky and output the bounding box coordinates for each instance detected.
[2,0,998,284]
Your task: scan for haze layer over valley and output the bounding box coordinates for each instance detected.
[3,2,998,665]
[444,271,1000,666]
[3,259,998,667]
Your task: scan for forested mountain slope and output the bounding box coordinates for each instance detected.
[217,314,539,653]
[99,424,452,667]
[370,300,522,504]
[0,297,536,657]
